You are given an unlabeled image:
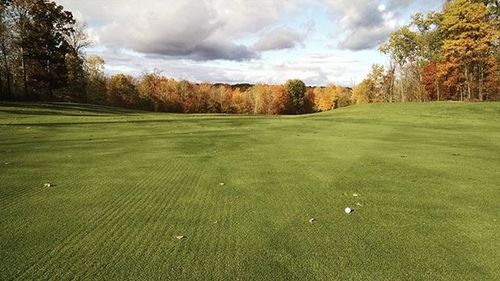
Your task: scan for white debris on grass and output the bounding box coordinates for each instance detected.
[356,202,363,207]
[345,207,353,214]
[309,218,316,224]
[175,235,186,240]
[219,182,225,186]
[353,193,359,197]
[44,183,52,188]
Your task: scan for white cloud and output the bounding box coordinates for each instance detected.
[55,0,444,85]
[57,0,313,60]
[254,27,307,52]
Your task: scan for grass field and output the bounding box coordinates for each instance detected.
[1,102,499,280]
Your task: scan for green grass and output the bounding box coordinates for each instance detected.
[1,101,499,280]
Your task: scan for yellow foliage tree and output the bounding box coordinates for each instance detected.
[438,0,497,101]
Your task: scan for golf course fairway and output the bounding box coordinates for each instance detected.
[1,102,499,280]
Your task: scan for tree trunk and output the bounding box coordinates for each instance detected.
[400,80,405,103]
[436,80,440,102]
[389,63,395,103]
[0,67,3,97]
[21,47,28,98]
[417,67,423,102]
[47,57,53,99]
[479,65,484,102]
[1,39,12,98]
[465,67,472,101]
[389,77,394,103]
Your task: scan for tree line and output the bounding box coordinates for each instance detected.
[353,0,499,103]
[84,62,352,114]
[1,0,498,115]
[0,0,351,114]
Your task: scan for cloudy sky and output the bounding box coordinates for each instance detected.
[57,0,444,86]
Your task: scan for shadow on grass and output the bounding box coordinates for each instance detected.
[0,108,109,117]
[0,102,141,116]
[0,118,261,127]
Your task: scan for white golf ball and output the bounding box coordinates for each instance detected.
[344,207,352,214]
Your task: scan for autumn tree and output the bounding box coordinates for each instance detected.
[377,0,499,101]
[351,65,389,104]
[352,79,373,104]
[231,88,253,114]
[219,86,236,114]
[477,0,499,19]
[107,74,149,109]
[439,0,497,101]
[65,20,91,101]
[334,87,352,108]
[249,84,278,114]
[86,55,107,104]
[269,85,290,114]
[313,87,331,111]
[422,62,441,100]
[312,85,351,111]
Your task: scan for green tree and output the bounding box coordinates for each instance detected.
[285,79,306,114]
[380,12,443,102]
[23,0,76,98]
[1,0,85,100]
[380,26,418,102]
